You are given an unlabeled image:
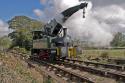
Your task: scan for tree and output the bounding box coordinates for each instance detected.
[8,16,44,50]
[0,36,12,51]
[110,32,125,47]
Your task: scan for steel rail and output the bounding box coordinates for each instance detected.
[35,60,95,83]
[65,58,125,71]
[57,61,125,82]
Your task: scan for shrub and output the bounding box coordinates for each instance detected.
[100,52,109,59]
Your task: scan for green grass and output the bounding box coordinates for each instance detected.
[79,49,125,61]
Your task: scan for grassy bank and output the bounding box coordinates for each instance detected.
[79,49,125,62]
[0,52,43,83]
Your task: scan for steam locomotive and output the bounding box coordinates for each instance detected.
[30,2,88,61]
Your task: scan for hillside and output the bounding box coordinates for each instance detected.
[0,51,43,83]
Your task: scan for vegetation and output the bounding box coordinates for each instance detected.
[8,16,44,50]
[100,52,108,58]
[0,51,43,83]
[80,49,125,62]
[0,36,12,51]
[111,32,125,47]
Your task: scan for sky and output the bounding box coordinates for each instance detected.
[0,0,43,21]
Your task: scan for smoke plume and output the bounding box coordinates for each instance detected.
[34,0,125,47]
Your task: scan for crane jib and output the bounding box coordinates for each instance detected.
[61,3,88,21]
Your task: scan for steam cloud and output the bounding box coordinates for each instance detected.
[34,0,125,47]
[0,19,11,37]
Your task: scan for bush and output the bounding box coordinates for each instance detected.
[13,47,30,58]
[100,52,109,59]
[13,47,27,53]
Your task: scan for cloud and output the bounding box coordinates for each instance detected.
[90,0,125,7]
[0,19,11,37]
[33,9,43,17]
[40,0,47,5]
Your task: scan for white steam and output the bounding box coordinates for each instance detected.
[93,5,125,33]
[34,0,125,47]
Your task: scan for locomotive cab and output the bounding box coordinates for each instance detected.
[31,30,57,61]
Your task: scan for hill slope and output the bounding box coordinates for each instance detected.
[0,52,43,83]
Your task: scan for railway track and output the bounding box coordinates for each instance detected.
[58,59,125,82]
[65,58,125,71]
[35,59,95,83]
[8,50,125,82]
[8,50,67,83]
[27,60,67,83]
[9,50,95,83]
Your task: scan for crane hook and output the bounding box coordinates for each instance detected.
[83,7,86,18]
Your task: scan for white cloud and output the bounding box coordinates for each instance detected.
[33,9,43,17]
[0,19,11,37]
